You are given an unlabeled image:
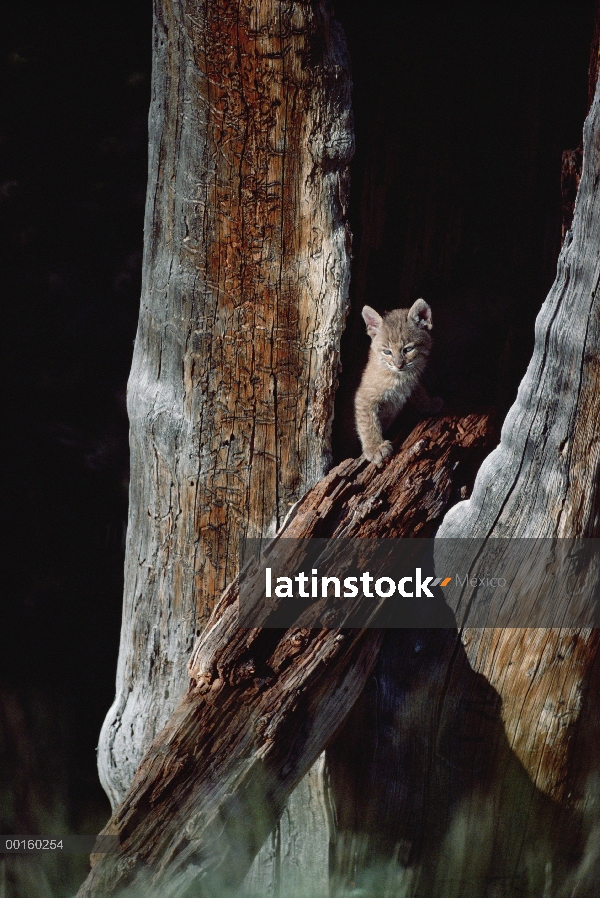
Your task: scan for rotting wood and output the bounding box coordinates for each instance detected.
[368,58,600,898]
[438,64,600,801]
[76,411,497,898]
[327,34,600,898]
[97,0,354,811]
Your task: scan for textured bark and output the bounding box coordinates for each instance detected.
[438,52,600,786]
[437,71,600,789]
[327,627,592,898]
[325,51,600,898]
[86,3,600,896]
[97,0,353,810]
[242,756,332,898]
[76,412,496,898]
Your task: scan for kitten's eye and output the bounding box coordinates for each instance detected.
[403,345,415,354]
[382,349,392,356]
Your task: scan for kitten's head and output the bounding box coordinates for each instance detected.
[362,299,433,374]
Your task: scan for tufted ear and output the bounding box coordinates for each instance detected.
[408,298,432,330]
[362,305,383,338]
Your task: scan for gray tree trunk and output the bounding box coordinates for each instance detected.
[326,65,600,898]
[430,64,600,894]
[97,0,353,811]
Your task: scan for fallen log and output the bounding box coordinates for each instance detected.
[77,411,496,898]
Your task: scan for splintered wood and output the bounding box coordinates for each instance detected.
[77,412,496,897]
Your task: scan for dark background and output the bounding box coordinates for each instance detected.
[0,1,596,894]
[333,0,597,457]
[1,2,151,893]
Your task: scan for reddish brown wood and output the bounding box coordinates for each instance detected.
[98,0,354,811]
[77,412,496,898]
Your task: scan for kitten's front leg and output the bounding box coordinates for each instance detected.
[369,439,394,466]
[355,401,393,467]
[410,383,443,415]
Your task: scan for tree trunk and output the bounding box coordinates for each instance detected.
[327,61,600,898]
[97,0,353,811]
[438,58,600,756]
[435,64,600,892]
[87,1,600,895]
[76,412,496,897]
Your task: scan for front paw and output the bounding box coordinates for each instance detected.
[431,397,443,413]
[366,440,393,467]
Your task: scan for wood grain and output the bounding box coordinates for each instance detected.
[390,53,600,898]
[97,0,354,811]
[437,66,600,803]
[77,412,496,897]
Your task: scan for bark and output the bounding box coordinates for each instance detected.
[434,62,600,867]
[327,628,592,897]
[97,0,353,810]
[326,62,600,898]
[86,3,600,896]
[76,411,497,898]
[438,60,600,733]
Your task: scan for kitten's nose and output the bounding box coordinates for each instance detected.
[395,362,404,370]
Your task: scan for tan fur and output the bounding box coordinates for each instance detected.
[355,299,443,465]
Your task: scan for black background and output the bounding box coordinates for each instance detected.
[1,1,152,887]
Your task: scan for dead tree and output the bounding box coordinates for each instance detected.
[327,51,600,893]
[328,60,600,897]
[78,412,496,897]
[83,1,600,896]
[82,53,600,898]
[428,65,600,897]
[97,0,353,809]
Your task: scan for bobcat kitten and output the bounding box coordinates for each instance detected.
[355,299,442,466]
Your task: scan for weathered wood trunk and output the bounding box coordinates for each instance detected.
[97,0,353,810]
[77,412,496,897]
[438,57,600,749]
[327,61,600,898]
[435,66,600,891]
